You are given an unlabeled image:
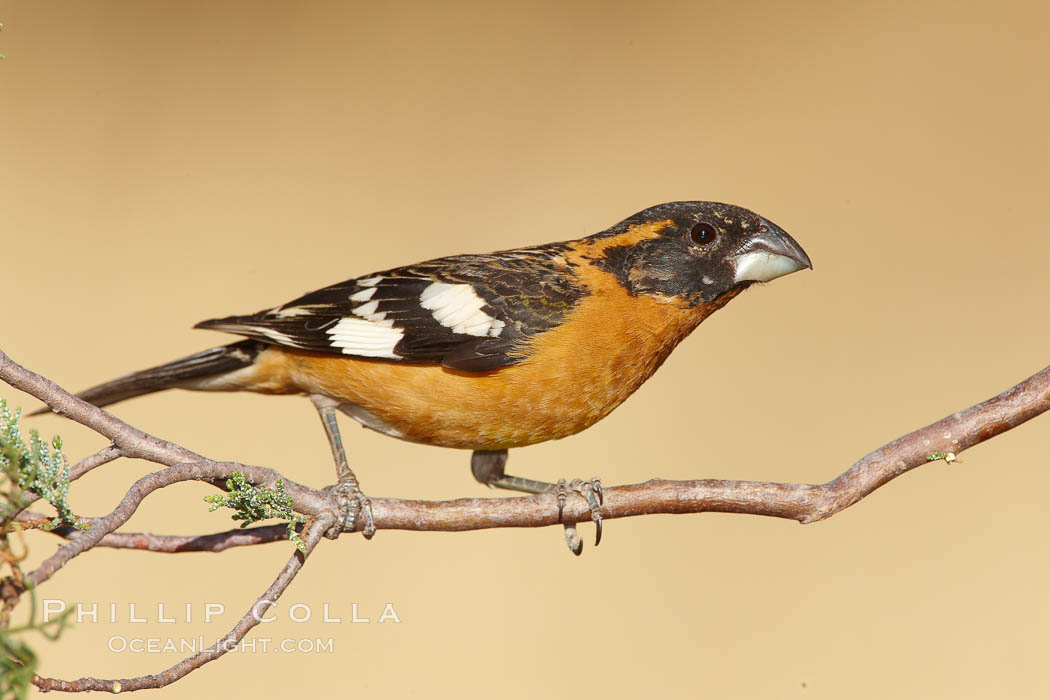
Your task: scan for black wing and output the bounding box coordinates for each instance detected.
[194,244,585,371]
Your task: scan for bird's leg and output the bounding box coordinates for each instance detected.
[312,395,375,540]
[470,449,550,492]
[471,449,603,555]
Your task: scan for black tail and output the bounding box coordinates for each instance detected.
[33,340,262,415]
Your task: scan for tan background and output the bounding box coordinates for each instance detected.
[2,0,1050,697]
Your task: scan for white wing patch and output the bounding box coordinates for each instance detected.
[350,300,387,322]
[317,277,502,359]
[321,276,406,357]
[325,317,404,359]
[419,282,505,337]
[349,287,377,302]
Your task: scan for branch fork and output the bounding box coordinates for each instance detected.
[2,346,1049,692]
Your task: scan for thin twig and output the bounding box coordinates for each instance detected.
[17,511,290,552]
[31,515,332,693]
[1,349,206,466]
[5,446,123,524]
[0,349,335,518]
[25,461,333,587]
[69,445,122,481]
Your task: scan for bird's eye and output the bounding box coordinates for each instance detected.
[690,222,717,245]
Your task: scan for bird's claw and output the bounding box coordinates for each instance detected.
[553,477,603,554]
[562,522,583,556]
[323,476,375,540]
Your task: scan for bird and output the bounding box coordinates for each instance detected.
[54,201,811,553]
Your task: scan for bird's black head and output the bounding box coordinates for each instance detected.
[589,201,812,305]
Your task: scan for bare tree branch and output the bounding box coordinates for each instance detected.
[24,458,329,588]
[3,347,1050,534]
[19,511,290,552]
[69,445,122,481]
[1,350,204,468]
[1,350,335,517]
[3,345,1050,692]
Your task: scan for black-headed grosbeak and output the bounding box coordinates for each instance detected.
[60,201,811,552]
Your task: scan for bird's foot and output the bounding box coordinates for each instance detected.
[323,473,375,540]
[550,478,603,555]
[468,451,604,555]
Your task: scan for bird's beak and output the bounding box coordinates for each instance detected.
[731,218,813,283]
